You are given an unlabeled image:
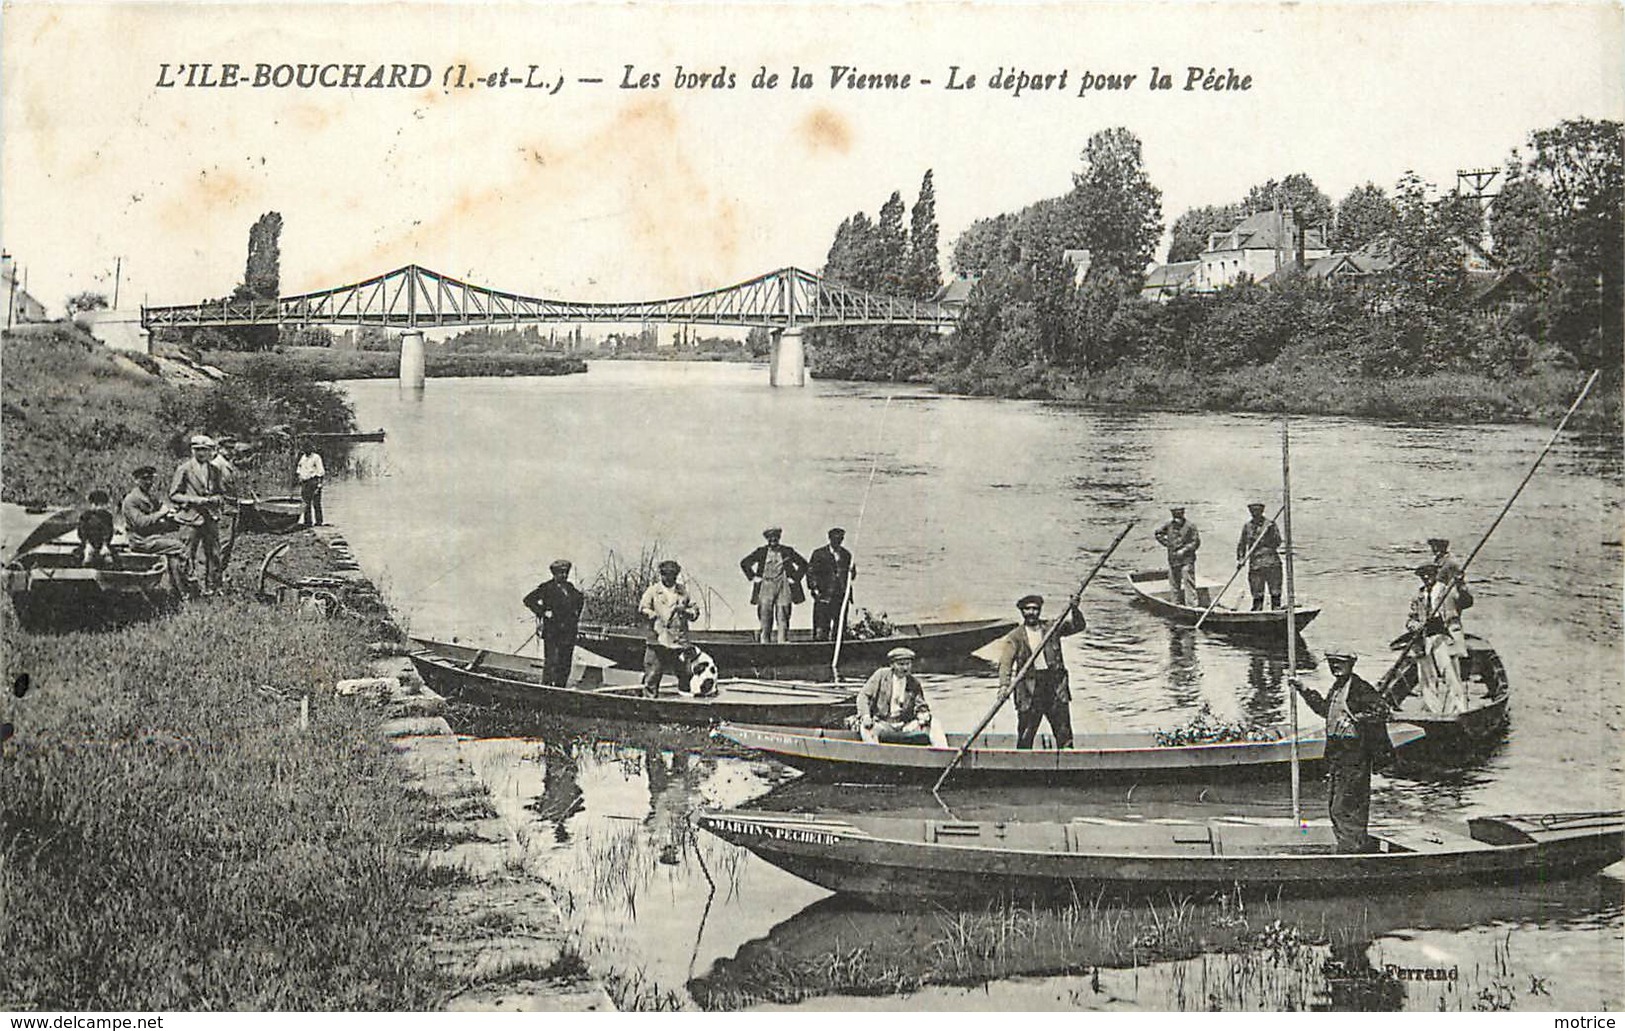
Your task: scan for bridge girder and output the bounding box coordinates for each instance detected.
[141,264,958,331]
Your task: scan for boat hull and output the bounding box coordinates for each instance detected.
[715,721,1428,785]
[1128,570,1319,634]
[697,810,1625,906]
[575,618,1016,679]
[1386,635,1511,762]
[3,543,170,632]
[410,643,856,728]
[237,496,305,535]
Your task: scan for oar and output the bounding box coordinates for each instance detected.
[1376,369,1600,700]
[1193,503,1286,630]
[931,519,1136,800]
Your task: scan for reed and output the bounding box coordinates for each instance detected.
[580,542,711,627]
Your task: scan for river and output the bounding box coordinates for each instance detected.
[328,360,1623,1011]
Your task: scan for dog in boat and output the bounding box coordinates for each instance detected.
[679,644,720,697]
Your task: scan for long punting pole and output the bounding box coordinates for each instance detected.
[1193,502,1287,631]
[931,520,1137,800]
[1281,415,1301,826]
[1377,368,1601,696]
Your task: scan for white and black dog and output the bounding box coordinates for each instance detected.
[680,644,720,697]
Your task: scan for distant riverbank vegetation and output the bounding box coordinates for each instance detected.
[808,119,1622,429]
[200,344,587,381]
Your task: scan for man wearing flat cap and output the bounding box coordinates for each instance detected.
[857,647,942,746]
[1293,649,1394,853]
[1404,563,1465,714]
[740,526,808,644]
[169,434,230,594]
[122,464,186,596]
[998,594,1088,749]
[806,527,856,642]
[1236,503,1282,611]
[1155,506,1201,606]
[523,559,585,687]
[640,559,701,696]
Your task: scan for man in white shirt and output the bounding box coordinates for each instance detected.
[857,647,941,745]
[638,559,701,697]
[296,444,326,527]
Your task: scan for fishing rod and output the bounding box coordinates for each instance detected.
[830,395,892,683]
[1193,502,1287,631]
[931,519,1137,802]
[1376,369,1600,698]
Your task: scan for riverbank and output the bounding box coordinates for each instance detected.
[202,347,587,381]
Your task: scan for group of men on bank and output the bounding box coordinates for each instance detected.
[71,436,329,598]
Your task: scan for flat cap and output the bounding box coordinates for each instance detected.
[1169,505,1186,514]
[549,559,572,573]
[1017,594,1044,609]
[657,559,681,573]
[763,526,782,537]
[132,465,157,478]
[189,434,216,448]
[1322,647,1358,663]
[886,646,917,661]
[828,527,846,536]
[1427,537,1450,547]
[1247,502,1266,511]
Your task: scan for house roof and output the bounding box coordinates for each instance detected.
[1143,261,1199,289]
[930,275,979,306]
[1206,209,1329,254]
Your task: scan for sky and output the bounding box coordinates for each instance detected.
[2,2,1622,317]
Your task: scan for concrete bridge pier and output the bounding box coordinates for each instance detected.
[769,327,805,387]
[399,330,426,391]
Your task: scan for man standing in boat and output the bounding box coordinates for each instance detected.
[858,647,943,746]
[1155,506,1201,606]
[740,526,808,644]
[998,594,1087,749]
[1292,649,1394,853]
[1427,536,1471,682]
[806,526,856,642]
[1405,563,1467,714]
[639,559,701,697]
[523,559,585,688]
[1236,502,1282,610]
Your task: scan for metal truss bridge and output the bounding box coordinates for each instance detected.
[140,264,958,331]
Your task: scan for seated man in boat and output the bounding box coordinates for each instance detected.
[998,594,1087,749]
[1154,506,1200,606]
[76,490,117,567]
[1292,649,1394,853]
[1235,502,1282,610]
[639,559,701,697]
[1406,563,1467,714]
[121,465,187,595]
[679,644,720,698]
[858,647,944,746]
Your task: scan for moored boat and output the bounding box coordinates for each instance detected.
[409,639,857,728]
[1383,633,1510,761]
[714,720,1428,785]
[1128,569,1319,634]
[236,495,305,535]
[575,617,1017,679]
[3,540,171,631]
[695,808,1625,905]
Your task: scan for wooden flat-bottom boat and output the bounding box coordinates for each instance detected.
[410,639,856,728]
[1128,569,1319,634]
[237,495,305,534]
[1385,633,1510,761]
[696,808,1625,905]
[575,617,1017,679]
[714,720,1428,785]
[3,541,170,631]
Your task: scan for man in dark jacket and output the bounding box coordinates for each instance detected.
[740,527,808,643]
[1236,502,1283,610]
[523,559,586,687]
[1293,648,1394,853]
[1155,506,1201,606]
[805,527,856,641]
[997,594,1088,749]
[121,465,186,595]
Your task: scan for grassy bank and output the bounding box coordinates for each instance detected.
[0,597,449,1008]
[202,347,587,381]
[931,361,1621,430]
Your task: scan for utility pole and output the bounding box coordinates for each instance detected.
[1457,168,1500,251]
[113,256,122,309]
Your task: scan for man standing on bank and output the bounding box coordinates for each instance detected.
[640,559,701,697]
[523,559,586,688]
[1292,649,1394,853]
[1155,506,1201,606]
[740,526,808,644]
[296,443,326,527]
[1236,502,1283,610]
[806,527,856,642]
[169,435,229,595]
[998,594,1087,749]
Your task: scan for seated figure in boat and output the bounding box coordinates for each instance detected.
[1407,563,1468,714]
[680,644,720,698]
[858,647,945,746]
[121,465,187,595]
[1235,502,1282,610]
[1293,649,1393,854]
[76,489,117,568]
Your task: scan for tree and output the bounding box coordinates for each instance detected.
[1489,175,1556,276]
[1242,173,1334,234]
[243,212,283,300]
[1066,128,1163,281]
[64,291,108,318]
[874,191,908,295]
[1168,204,1243,262]
[951,213,1016,275]
[905,170,942,299]
[1333,183,1398,250]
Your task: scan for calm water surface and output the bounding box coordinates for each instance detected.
[330,361,1623,1010]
